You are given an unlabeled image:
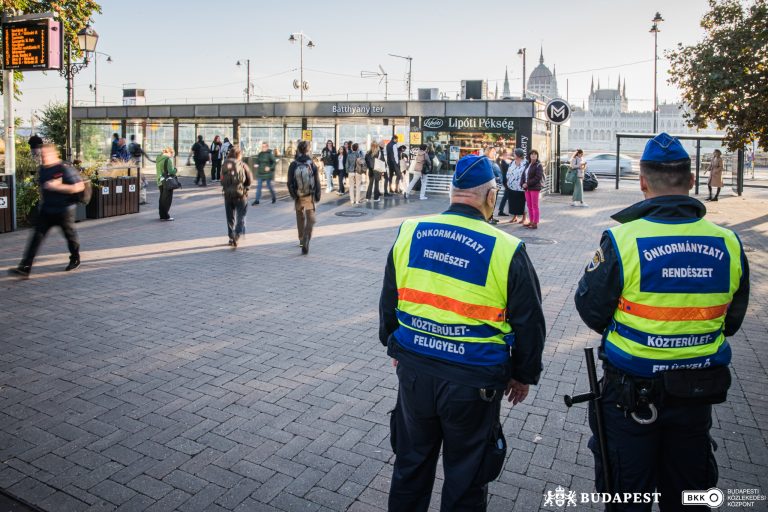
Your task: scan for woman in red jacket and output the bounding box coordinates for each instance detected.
[521,150,544,229]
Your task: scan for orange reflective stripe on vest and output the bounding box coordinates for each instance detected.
[398,288,505,323]
[617,296,729,322]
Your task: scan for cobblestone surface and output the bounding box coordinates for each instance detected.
[0,178,766,511]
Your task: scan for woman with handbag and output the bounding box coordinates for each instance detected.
[570,149,588,207]
[705,149,724,201]
[365,142,385,202]
[521,150,544,229]
[156,147,178,221]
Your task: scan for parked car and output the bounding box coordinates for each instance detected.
[584,153,633,175]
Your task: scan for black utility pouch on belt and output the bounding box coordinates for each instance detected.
[662,366,731,406]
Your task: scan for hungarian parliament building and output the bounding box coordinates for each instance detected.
[521,49,723,152]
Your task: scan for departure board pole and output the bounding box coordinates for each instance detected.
[2,11,17,230]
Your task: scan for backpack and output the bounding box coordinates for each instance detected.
[194,142,209,161]
[221,159,247,200]
[294,160,315,196]
[354,155,367,174]
[129,142,142,158]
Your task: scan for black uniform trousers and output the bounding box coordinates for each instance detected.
[589,380,718,512]
[389,364,503,512]
[21,209,79,268]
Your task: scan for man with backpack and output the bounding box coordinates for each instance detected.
[287,140,321,255]
[128,135,144,166]
[8,144,85,278]
[191,135,210,187]
[220,147,253,248]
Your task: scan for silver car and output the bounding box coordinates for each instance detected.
[584,153,634,175]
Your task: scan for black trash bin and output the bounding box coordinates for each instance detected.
[0,181,12,233]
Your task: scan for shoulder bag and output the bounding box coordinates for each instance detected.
[163,159,182,190]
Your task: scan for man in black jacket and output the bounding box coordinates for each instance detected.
[287,140,321,255]
[379,155,546,511]
[9,144,85,278]
[385,135,401,196]
[191,135,210,187]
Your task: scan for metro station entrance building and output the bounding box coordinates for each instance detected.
[73,99,552,178]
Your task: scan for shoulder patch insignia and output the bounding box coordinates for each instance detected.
[586,248,605,272]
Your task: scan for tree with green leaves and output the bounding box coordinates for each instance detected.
[667,0,768,151]
[38,102,67,156]
[0,0,102,98]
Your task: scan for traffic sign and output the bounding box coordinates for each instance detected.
[302,130,312,141]
[545,98,571,125]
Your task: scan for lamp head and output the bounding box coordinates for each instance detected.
[649,23,660,33]
[77,24,99,53]
[307,40,315,49]
[106,56,113,63]
[288,34,297,43]
[653,12,664,23]
[517,48,525,56]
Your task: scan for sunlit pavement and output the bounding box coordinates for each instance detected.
[0,178,766,511]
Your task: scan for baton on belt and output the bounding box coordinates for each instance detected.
[564,347,614,509]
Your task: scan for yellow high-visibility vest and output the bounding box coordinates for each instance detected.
[391,213,521,365]
[604,217,743,377]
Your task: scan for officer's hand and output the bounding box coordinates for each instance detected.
[504,379,529,405]
[392,359,398,368]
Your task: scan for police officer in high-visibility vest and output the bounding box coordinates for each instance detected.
[575,133,750,511]
[379,154,546,511]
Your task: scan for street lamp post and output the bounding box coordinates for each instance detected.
[236,59,253,103]
[517,48,527,98]
[650,12,663,133]
[60,24,99,162]
[289,32,314,101]
[388,53,412,100]
[89,51,112,106]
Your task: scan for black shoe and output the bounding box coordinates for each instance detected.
[498,212,509,217]
[253,200,260,205]
[65,258,80,271]
[228,239,234,246]
[232,238,238,248]
[301,245,309,255]
[705,197,712,201]
[489,218,499,225]
[8,266,30,279]
[161,217,174,222]
[383,193,391,197]
[271,197,276,204]
[712,197,718,201]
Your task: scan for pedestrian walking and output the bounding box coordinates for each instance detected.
[570,149,588,207]
[110,133,119,159]
[219,137,233,164]
[127,134,145,166]
[385,135,402,195]
[705,149,725,201]
[380,154,546,511]
[347,142,365,205]
[486,147,502,224]
[496,149,513,218]
[191,135,210,187]
[112,138,130,162]
[574,133,750,511]
[506,148,528,223]
[321,140,337,194]
[365,142,385,202]
[156,147,177,221]
[398,145,409,185]
[521,149,544,229]
[403,144,430,200]
[221,147,253,248]
[210,135,223,183]
[28,133,43,164]
[337,141,348,195]
[8,144,85,278]
[252,142,277,205]
[288,140,321,255]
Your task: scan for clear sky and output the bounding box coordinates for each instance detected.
[14,0,711,124]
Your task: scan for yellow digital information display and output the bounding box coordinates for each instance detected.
[2,19,61,70]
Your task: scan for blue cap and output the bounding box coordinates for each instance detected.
[452,155,495,189]
[641,132,690,162]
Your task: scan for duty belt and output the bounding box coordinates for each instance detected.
[603,366,659,425]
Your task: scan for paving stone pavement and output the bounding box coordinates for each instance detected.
[0,178,766,512]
